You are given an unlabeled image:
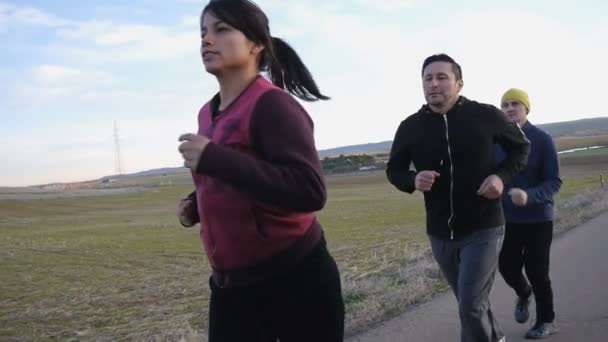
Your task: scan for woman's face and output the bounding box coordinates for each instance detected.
[200,12,261,75]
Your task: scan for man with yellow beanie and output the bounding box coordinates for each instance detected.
[496,88,562,339]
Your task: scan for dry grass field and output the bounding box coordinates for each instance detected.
[1,150,607,341]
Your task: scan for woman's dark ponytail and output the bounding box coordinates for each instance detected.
[268,37,329,102]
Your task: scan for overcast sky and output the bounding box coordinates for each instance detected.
[2,0,607,186]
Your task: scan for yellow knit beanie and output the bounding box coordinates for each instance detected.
[501,88,530,113]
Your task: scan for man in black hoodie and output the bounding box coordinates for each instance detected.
[387,54,530,342]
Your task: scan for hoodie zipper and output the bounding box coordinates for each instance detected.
[443,115,455,240]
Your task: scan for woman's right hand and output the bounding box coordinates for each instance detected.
[177,198,198,227]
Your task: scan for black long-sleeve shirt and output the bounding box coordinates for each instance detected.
[387,97,530,240]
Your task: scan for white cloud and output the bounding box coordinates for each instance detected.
[54,20,199,63]
[95,25,167,46]
[180,15,199,28]
[56,20,111,39]
[0,2,11,30]
[355,0,421,12]
[7,64,119,110]
[0,2,71,28]
[0,4,198,64]
[31,64,116,86]
[12,6,69,26]
[59,22,174,47]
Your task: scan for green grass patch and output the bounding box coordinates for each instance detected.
[555,135,608,151]
[560,146,608,158]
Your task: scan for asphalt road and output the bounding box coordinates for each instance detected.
[348,212,608,341]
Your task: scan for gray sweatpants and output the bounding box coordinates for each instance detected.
[430,226,505,342]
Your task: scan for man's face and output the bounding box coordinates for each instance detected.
[422,61,463,108]
[501,100,528,126]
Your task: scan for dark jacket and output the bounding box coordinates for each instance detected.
[497,121,562,223]
[387,97,530,240]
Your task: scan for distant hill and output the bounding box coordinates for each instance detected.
[318,141,392,158]
[101,167,187,181]
[537,117,608,137]
[96,117,608,181]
